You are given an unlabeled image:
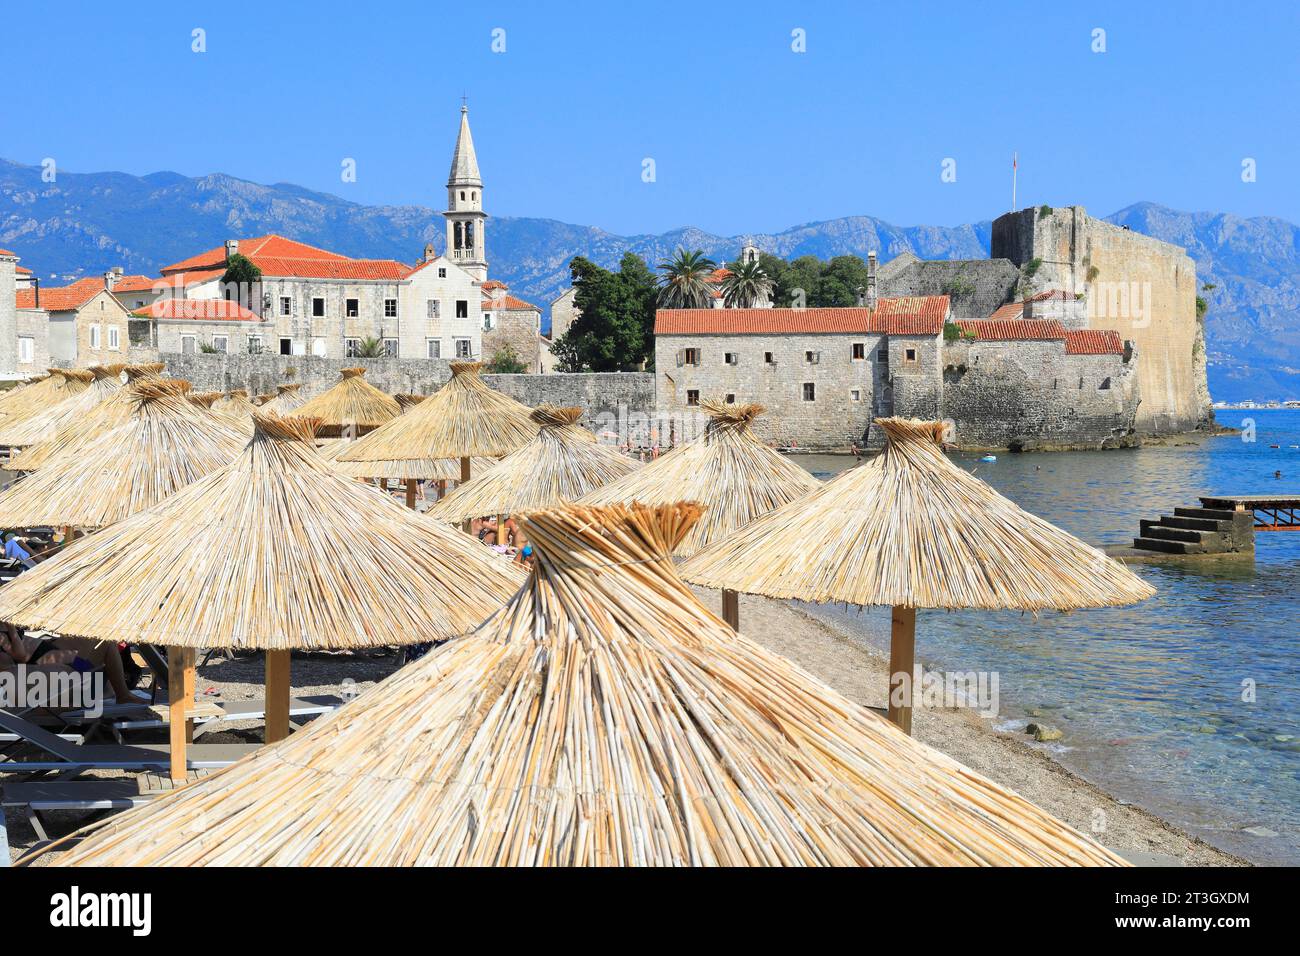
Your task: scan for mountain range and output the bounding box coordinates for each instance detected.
[3,157,1296,403]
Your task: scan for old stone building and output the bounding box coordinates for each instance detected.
[400,249,484,361]
[129,299,274,357]
[481,280,545,372]
[14,274,131,367]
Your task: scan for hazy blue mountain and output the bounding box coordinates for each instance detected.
[2,158,1293,401]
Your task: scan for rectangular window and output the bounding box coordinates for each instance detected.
[17,336,34,363]
[345,338,361,358]
[427,299,440,319]
[346,298,359,318]
[724,352,738,365]
[312,297,325,318]
[850,389,861,402]
[802,382,816,401]
[181,335,196,355]
[852,343,866,360]
[312,338,327,357]
[877,349,888,362]
[764,351,775,365]
[280,296,292,316]
[107,326,121,350]
[905,348,917,363]
[455,300,468,319]
[384,298,398,318]
[725,393,736,403]
[212,335,229,353]
[247,335,263,354]
[684,348,700,366]
[89,324,101,349]
[455,338,472,358]
[383,338,398,357]
[279,337,292,355]
[686,389,700,406]
[805,350,820,364]
[438,268,447,278]
[483,313,494,331]
[426,338,442,359]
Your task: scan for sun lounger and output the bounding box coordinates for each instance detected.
[60,694,342,740]
[0,708,260,774]
[1,778,159,845]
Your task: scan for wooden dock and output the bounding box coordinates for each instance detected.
[1198,495,1300,531]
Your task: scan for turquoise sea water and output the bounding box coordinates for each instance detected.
[792,410,1300,866]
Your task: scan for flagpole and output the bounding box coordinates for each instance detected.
[1012,152,1018,212]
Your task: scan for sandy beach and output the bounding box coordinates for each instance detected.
[9,588,1247,865]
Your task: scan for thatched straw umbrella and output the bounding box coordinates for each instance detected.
[8,365,165,471]
[290,368,399,438]
[188,392,222,409]
[0,368,94,426]
[257,383,305,416]
[335,362,538,492]
[25,502,1127,866]
[680,418,1156,734]
[315,439,494,507]
[429,406,638,534]
[580,399,821,627]
[0,364,125,449]
[394,393,424,410]
[0,412,524,782]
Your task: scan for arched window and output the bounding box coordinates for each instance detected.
[454,221,463,250]
[465,222,475,249]
[460,191,465,201]
[472,191,477,201]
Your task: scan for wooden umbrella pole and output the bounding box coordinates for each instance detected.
[265,649,291,743]
[497,514,508,546]
[167,646,188,783]
[436,479,446,500]
[405,478,417,510]
[888,606,917,735]
[721,588,740,631]
[182,648,195,745]
[460,457,472,533]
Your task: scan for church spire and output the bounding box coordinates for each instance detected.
[443,104,488,282]
[447,105,482,187]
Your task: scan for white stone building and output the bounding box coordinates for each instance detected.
[400,248,484,360]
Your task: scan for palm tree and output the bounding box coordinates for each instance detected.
[656,249,717,309]
[354,336,386,358]
[720,258,773,309]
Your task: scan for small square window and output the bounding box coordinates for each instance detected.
[438,268,447,278]
[384,298,397,318]
[312,297,325,318]
[802,382,816,402]
[725,393,736,403]
[279,338,292,355]
[724,352,738,365]
[346,298,359,317]
[382,338,398,358]
[427,299,440,318]
[248,336,263,355]
[877,349,888,362]
[427,338,442,359]
[345,338,361,358]
[850,389,861,402]
[683,348,699,366]
[905,348,917,362]
[805,350,820,364]
[455,338,472,358]
[852,343,865,360]
[686,389,700,406]
[280,296,292,316]
[212,335,229,353]
[764,352,775,365]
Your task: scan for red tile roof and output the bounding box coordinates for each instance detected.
[110,274,161,293]
[482,279,508,291]
[160,234,349,274]
[483,294,540,312]
[253,256,409,280]
[16,277,108,311]
[158,234,407,281]
[1064,329,1125,355]
[0,249,17,257]
[987,301,1025,322]
[655,296,949,336]
[132,300,263,322]
[1028,289,1071,302]
[15,266,31,275]
[954,319,1067,341]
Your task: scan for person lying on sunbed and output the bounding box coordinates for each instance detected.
[0,624,136,704]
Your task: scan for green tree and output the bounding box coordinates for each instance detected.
[656,248,717,309]
[768,253,871,308]
[720,258,773,308]
[486,345,528,374]
[221,253,262,307]
[551,253,658,372]
[354,336,385,358]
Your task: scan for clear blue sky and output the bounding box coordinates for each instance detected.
[4,0,1297,235]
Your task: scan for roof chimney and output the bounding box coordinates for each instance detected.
[225,239,239,263]
[103,270,119,291]
[866,251,878,309]
[423,242,436,264]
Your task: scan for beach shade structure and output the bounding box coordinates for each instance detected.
[315,444,496,509]
[394,393,425,410]
[0,378,246,531]
[0,412,525,783]
[336,362,538,490]
[0,368,94,428]
[257,383,305,416]
[188,391,223,409]
[680,417,1157,734]
[290,367,400,438]
[0,364,126,449]
[579,398,822,627]
[429,405,639,530]
[25,502,1128,867]
[8,364,166,471]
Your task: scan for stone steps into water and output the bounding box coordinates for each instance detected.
[1131,504,1255,556]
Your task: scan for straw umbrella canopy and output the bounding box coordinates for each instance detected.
[0,364,126,449]
[7,365,166,471]
[188,392,222,409]
[290,367,399,438]
[0,411,525,781]
[580,398,821,628]
[0,368,94,425]
[26,502,1127,867]
[315,439,493,483]
[680,417,1157,733]
[335,361,538,486]
[257,383,305,416]
[0,379,247,531]
[428,406,639,525]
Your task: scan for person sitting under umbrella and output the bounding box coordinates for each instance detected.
[0,623,136,704]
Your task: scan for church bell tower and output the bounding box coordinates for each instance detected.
[444,104,488,282]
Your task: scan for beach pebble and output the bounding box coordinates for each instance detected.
[1242,826,1278,838]
[1195,725,1218,734]
[1026,723,1064,742]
